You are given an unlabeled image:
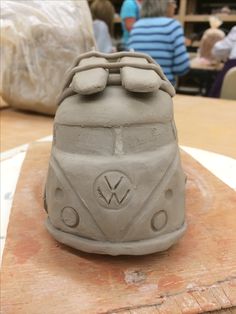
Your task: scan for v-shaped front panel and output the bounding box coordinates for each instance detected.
[53,143,177,242]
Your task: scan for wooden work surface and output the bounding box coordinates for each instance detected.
[1,142,236,314]
[0,96,9,109]
[190,60,223,71]
[174,95,236,159]
[0,108,53,152]
[1,95,236,159]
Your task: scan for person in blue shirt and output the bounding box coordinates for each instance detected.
[120,0,142,48]
[128,0,190,85]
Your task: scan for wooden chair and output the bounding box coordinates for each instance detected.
[220,66,236,100]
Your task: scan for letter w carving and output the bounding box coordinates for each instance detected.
[97,175,130,206]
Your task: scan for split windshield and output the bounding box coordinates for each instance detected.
[55,122,175,155]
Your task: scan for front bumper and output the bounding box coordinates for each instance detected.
[46,218,187,256]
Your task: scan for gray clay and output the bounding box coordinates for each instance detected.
[44,51,186,255]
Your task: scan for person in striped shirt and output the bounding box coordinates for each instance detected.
[128,0,190,85]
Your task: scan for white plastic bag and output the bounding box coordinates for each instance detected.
[199,16,225,63]
[191,16,225,67]
[0,0,95,115]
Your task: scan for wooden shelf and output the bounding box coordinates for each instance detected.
[177,0,236,39]
[111,0,236,40]
[114,15,182,24]
[184,14,236,22]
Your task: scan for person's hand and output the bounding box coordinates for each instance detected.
[185,37,192,46]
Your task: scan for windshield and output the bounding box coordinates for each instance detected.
[55,122,175,155]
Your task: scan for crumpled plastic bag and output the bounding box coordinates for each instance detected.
[198,16,225,64]
[0,0,95,115]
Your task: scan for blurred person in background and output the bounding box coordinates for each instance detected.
[128,0,189,85]
[208,25,236,97]
[212,25,236,62]
[90,0,115,53]
[120,0,143,49]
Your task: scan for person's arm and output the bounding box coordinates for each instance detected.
[124,17,136,32]
[127,22,138,50]
[93,21,112,53]
[212,26,236,61]
[172,22,190,76]
[120,1,138,33]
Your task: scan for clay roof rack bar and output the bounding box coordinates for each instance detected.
[58,52,176,105]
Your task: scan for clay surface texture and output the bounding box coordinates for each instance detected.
[44,51,186,255]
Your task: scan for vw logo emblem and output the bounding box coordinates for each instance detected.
[94,171,133,209]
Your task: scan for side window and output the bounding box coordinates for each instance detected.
[122,123,174,154]
[55,124,115,155]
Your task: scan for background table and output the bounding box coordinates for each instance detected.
[177,60,223,97]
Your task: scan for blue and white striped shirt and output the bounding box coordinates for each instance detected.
[128,17,190,85]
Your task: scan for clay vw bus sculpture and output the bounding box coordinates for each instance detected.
[44,51,186,255]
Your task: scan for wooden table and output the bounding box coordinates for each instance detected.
[1,96,236,314]
[190,60,223,72]
[0,96,9,109]
[174,95,236,159]
[0,108,53,153]
[185,61,224,96]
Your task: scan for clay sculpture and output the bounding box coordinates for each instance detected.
[44,51,186,255]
